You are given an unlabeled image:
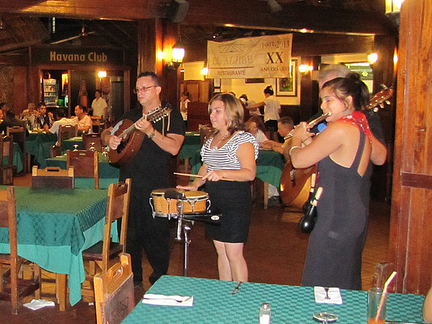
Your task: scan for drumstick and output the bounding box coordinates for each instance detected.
[174,172,235,182]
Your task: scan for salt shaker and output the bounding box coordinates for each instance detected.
[259,302,271,324]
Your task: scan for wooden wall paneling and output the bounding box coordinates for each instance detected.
[389,0,432,295]
[12,66,27,114]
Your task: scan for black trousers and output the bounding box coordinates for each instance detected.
[122,186,171,285]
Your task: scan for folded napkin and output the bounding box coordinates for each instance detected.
[23,299,56,310]
[142,293,194,307]
[314,286,343,305]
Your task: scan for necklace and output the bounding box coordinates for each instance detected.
[211,132,230,150]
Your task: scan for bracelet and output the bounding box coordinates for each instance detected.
[288,145,301,157]
[149,130,156,139]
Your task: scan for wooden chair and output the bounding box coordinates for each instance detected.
[66,150,99,189]
[6,126,28,174]
[93,253,134,324]
[83,133,103,152]
[31,165,74,188]
[82,179,131,298]
[0,136,14,185]
[58,124,78,146]
[0,186,41,314]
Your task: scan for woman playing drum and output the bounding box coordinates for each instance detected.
[289,73,386,290]
[177,93,258,282]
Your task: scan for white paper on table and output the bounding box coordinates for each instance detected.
[142,294,194,307]
[23,299,56,310]
[314,286,343,304]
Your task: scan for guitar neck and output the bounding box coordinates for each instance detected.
[117,107,170,139]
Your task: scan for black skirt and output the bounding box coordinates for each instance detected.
[204,180,252,243]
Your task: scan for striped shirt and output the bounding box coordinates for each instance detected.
[201,131,259,171]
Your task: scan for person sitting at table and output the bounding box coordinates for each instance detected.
[260,116,294,160]
[35,102,54,132]
[246,116,268,144]
[20,102,38,129]
[0,109,27,134]
[72,104,93,134]
[423,287,432,322]
[49,109,77,135]
[177,93,258,283]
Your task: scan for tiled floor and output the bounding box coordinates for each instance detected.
[1,174,390,323]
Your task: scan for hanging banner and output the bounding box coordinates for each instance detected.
[207,33,292,79]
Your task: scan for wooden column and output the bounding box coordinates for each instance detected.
[137,18,179,109]
[389,0,432,295]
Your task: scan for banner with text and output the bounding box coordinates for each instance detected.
[207,33,292,79]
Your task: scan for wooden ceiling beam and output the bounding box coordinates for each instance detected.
[0,0,397,36]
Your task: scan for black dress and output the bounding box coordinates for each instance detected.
[302,130,371,290]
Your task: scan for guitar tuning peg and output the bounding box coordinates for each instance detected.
[385,100,391,105]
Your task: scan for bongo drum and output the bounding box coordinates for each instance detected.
[183,191,210,214]
[149,188,185,218]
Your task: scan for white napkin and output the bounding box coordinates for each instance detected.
[23,299,56,310]
[314,286,343,304]
[142,293,194,307]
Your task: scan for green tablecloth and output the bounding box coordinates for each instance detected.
[45,153,120,189]
[179,132,201,160]
[191,149,284,188]
[0,186,108,306]
[26,132,58,168]
[122,275,425,324]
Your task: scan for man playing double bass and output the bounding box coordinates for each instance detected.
[101,71,185,288]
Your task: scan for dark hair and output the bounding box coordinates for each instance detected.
[239,94,248,101]
[38,102,46,108]
[95,89,102,95]
[264,85,274,96]
[322,72,370,110]
[137,71,160,86]
[208,93,245,135]
[182,91,189,97]
[76,104,87,112]
[56,109,65,118]
[6,110,15,118]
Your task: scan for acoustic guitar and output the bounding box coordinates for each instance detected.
[280,85,394,209]
[108,106,171,166]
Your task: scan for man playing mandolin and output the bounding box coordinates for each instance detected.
[101,71,185,288]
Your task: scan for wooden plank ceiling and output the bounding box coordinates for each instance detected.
[0,0,395,55]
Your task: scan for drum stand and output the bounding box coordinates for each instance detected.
[175,198,193,277]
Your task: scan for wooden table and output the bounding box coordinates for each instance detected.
[0,186,108,310]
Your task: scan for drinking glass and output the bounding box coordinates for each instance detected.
[367,287,386,324]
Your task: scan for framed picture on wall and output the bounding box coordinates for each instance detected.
[276,59,297,97]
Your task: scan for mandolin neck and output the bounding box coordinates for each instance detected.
[118,115,146,139]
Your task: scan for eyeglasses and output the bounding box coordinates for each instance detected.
[133,86,157,94]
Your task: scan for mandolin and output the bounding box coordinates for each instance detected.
[108,106,171,166]
[280,84,394,209]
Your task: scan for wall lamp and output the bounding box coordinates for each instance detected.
[298,64,313,74]
[165,40,186,71]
